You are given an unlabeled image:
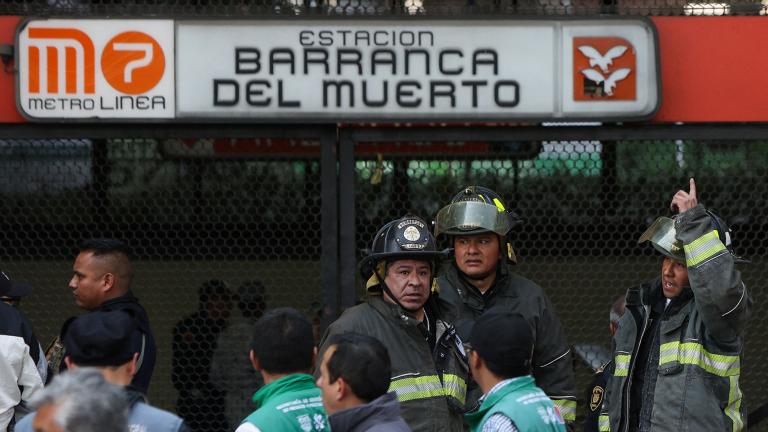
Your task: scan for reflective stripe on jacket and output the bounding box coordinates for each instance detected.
[602,204,751,432]
[319,295,468,432]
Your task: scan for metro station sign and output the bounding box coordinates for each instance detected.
[175,19,659,121]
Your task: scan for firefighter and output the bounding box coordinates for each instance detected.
[600,178,751,432]
[319,215,468,432]
[433,186,577,423]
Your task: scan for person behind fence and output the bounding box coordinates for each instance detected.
[23,368,129,432]
[211,280,269,430]
[16,310,189,432]
[316,332,410,432]
[319,215,468,432]
[236,307,328,432]
[172,279,234,432]
[48,238,157,394]
[600,178,751,432]
[583,295,625,432]
[465,308,566,432]
[0,271,44,431]
[433,186,577,422]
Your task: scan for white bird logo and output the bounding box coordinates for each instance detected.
[581,68,632,96]
[578,45,628,73]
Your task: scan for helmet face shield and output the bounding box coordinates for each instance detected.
[434,201,516,237]
[638,216,685,262]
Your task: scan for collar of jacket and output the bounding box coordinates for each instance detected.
[465,375,536,425]
[251,373,316,408]
[449,259,513,302]
[641,277,694,312]
[328,392,403,432]
[98,290,139,309]
[367,295,457,327]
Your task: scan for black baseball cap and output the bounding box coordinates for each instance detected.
[468,308,533,370]
[62,310,141,367]
[0,271,32,298]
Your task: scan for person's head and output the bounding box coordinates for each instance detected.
[30,368,129,432]
[238,280,268,320]
[0,270,32,307]
[359,215,446,312]
[468,309,533,393]
[249,307,315,377]
[60,310,141,386]
[609,294,626,336]
[434,186,522,277]
[69,238,133,310]
[316,333,391,414]
[198,279,234,321]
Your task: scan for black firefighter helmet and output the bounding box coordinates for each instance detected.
[360,215,448,293]
[434,186,522,263]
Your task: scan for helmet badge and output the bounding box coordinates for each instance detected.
[403,226,421,242]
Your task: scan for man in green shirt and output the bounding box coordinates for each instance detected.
[236,308,328,432]
[465,309,566,432]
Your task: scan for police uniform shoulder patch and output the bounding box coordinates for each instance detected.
[590,386,604,412]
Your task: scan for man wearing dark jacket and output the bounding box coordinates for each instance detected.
[52,238,156,394]
[320,215,468,432]
[16,310,188,432]
[433,186,576,422]
[601,179,751,432]
[317,332,410,432]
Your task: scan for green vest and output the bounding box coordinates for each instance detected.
[242,374,329,432]
[465,376,566,432]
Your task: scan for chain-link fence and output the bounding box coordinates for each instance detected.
[1,136,766,430]
[0,0,766,17]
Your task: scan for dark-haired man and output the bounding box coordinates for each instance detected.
[49,238,156,394]
[237,307,328,432]
[16,310,188,432]
[316,332,410,432]
[320,215,468,432]
[434,186,575,422]
[601,179,751,432]
[465,309,566,432]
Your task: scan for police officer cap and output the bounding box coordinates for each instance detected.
[0,271,32,298]
[469,308,533,370]
[62,310,140,367]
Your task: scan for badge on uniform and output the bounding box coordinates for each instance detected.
[590,386,604,412]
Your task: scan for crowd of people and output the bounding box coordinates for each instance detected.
[0,179,750,432]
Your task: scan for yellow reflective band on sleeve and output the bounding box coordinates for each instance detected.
[658,341,740,377]
[552,399,576,422]
[684,230,727,267]
[614,354,631,377]
[442,373,467,405]
[726,375,745,432]
[388,374,466,405]
[598,415,611,431]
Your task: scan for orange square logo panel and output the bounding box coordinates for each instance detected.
[573,37,636,101]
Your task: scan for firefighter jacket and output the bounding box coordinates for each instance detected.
[436,261,577,422]
[600,204,751,432]
[319,295,469,432]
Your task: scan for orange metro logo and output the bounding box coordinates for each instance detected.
[26,27,165,96]
[573,37,636,101]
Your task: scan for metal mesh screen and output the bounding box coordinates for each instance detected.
[0,138,325,431]
[2,137,767,429]
[0,0,766,17]
[352,139,767,428]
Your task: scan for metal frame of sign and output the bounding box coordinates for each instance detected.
[175,16,661,123]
